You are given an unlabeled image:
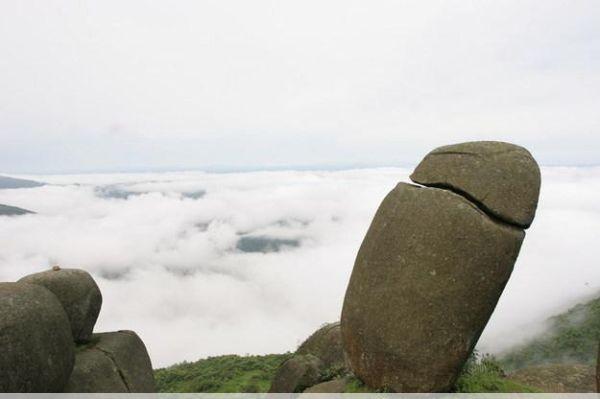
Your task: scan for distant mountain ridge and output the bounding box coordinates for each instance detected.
[0,175,45,189]
[0,204,34,216]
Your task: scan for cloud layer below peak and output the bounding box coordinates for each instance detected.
[0,167,599,367]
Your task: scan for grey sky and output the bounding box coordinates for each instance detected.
[1,1,599,173]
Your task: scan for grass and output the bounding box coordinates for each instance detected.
[454,352,540,393]
[154,353,291,393]
[155,351,538,393]
[344,376,378,393]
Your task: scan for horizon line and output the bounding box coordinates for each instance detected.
[3,162,600,177]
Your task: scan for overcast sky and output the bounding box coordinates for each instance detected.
[1,1,599,173]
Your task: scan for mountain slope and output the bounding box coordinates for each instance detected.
[155,354,290,393]
[499,294,600,371]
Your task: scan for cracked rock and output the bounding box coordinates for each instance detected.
[0,282,75,392]
[341,141,540,392]
[63,347,128,392]
[63,331,155,393]
[19,267,102,343]
[410,141,541,227]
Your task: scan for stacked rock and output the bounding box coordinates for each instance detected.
[0,267,156,393]
[269,322,347,393]
[341,141,541,392]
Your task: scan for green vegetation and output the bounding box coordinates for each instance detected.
[155,354,291,393]
[155,352,539,393]
[344,376,377,393]
[454,352,540,393]
[500,295,600,371]
[155,294,600,393]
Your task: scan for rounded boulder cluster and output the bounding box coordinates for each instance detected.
[0,267,156,393]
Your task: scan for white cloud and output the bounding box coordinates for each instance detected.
[0,167,598,367]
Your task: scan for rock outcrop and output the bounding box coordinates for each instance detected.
[63,347,129,392]
[20,267,102,343]
[64,331,155,393]
[0,268,155,393]
[296,322,345,370]
[0,282,75,392]
[341,141,541,392]
[268,354,322,393]
[270,322,349,393]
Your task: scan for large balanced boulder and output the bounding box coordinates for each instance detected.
[341,141,541,392]
[19,267,102,343]
[64,331,155,393]
[0,282,75,392]
[410,141,540,228]
[269,354,322,393]
[297,322,345,370]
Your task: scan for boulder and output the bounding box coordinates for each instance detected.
[509,364,596,393]
[269,354,322,393]
[64,331,156,393]
[90,331,155,392]
[410,141,541,227]
[63,347,128,392]
[341,182,527,392]
[64,331,155,392]
[297,322,346,369]
[0,282,75,392]
[20,267,102,343]
[303,378,348,393]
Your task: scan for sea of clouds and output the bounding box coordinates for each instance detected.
[0,167,599,368]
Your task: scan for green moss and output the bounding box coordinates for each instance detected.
[154,353,291,393]
[500,295,600,371]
